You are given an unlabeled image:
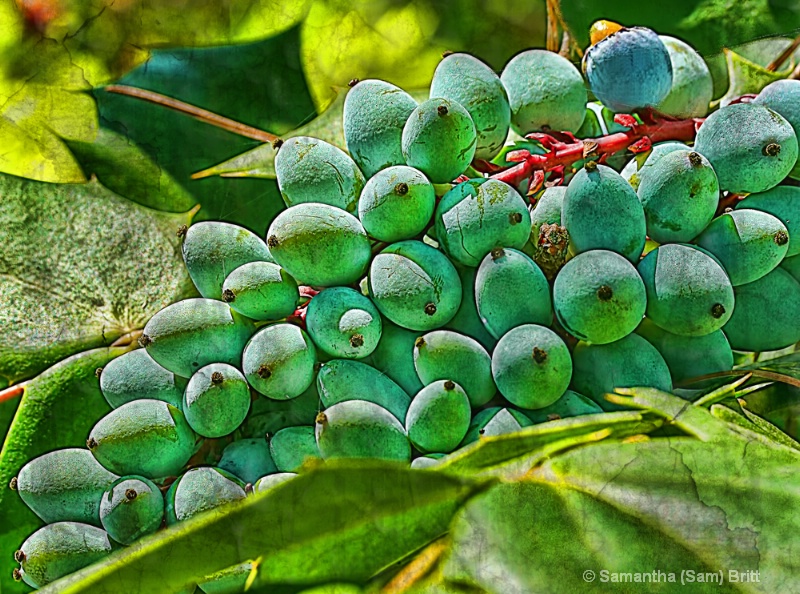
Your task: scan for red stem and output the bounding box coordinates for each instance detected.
[489,116,702,188]
[0,383,26,404]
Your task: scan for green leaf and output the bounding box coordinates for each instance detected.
[66,128,197,212]
[39,462,486,594]
[710,403,800,451]
[0,345,132,594]
[0,173,196,387]
[434,412,661,477]
[192,88,348,180]
[713,48,792,108]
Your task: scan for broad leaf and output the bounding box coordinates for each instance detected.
[713,49,792,107]
[0,173,196,387]
[710,404,800,452]
[0,346,132,594]
[39,462,487,594]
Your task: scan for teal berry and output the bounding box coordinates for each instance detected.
[87,400,196,479]
[571,334,672,411]
[530,186,565,239]
[241,381,321,437]
[183,363,251,438]
[217,438,278,485]
[15,522,112,588]
[274,136,365,213]
[99,476,164,545]
[656,36,713,118]
[363,319,424,396]
[99,348,185,409]
[723,266,800,352]
[413,330,496,408]
[358,166,436,242]
[443,263,497,350]
[562,163,646,262]
[553,250,646,344]
[254,473,297,493]
[694,103,798,193]
[694,209,789,286]
[317,358,410,422]
[520,390,603,424]
[401,97,477,183]
[315,400,411,462]
[405,380,471,453]
[636,150,719,244]
[431,52,510,159]
[305,286,382,359]
[737,184,800,257]
[461,407,532,445]
[221,261,299,321]
[435,179,531,267]
[411,453,446,469]
[141,298,255,378]
[582,26,673,113]
[269,426,319,473]
[181,221,273,300]
[491,324,572,410]
[343,79,417,179]
[753,79,800,178]
[635,318,733,388]
[242,323,317,400]
[475,247,552,339]
[166,467,245,525]
[368,240,462,331]
[15,448,118,526]
[620,141,688,191]
[266,203,372,287]
[637,244,734,336]
[501,49,587,134]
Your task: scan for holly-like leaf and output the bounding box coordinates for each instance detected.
[0,345,132,594]
[38,462,486,594]
[0,172,196,387]
[714,48,792,107]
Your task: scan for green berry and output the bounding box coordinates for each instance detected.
[736,185,800,257]
[99,348,185,409]
[358,166,435,242]
[405,380,471,453]
[242,323,317,400]
[217,438,278,485]
[363,319,424,396]
[183,363,251,438]
[253,472,297,493]
[752,79,800,178]
[520,390,603,424]
[221,262,299,321]
[461,407,532,445]
[530,186,565,239]
[656,36,713,118]
[99,476,164,545]
[269,426,319,473]
[166,467,245,524]
[410,453,446,469]
[443,263,497,350]
[621,141,688,191]
[306,287,382,359]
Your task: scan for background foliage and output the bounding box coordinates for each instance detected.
[1,1,799,592]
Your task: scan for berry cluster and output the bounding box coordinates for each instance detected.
[10,20,800,591]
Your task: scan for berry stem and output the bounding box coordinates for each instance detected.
[488,115,702,188]
[0,382,27,404]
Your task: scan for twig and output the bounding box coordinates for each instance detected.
[104,85,281,144]
[0,382,27,404]
[766,33,800,72]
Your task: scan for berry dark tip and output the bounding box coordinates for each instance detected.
[13,550,24,564]
[688,152,703,167]
[95,367,103,378]
[442,50,454,58]
[245,483,254,494]
[478,429,486,435]
[315,412,328,425]
[348,78,359,87]
[414,336,426,348]
[12,569,22,582]
[395,182,409,196]
[711,303,726,318]
[547,414,562,421]
[763,143,781,157]
[211,371,224,385]
[424,302,437,316]
[532,347,548,363]
[267,235,279,248]
[584,160,598,171]
[256,365,272,380]
[9,477,17,490]
[221,288,235,303]
[138,334,152,348]
[444,380,456,390]
[125,488,138,501]
[272,138,284,150]
[724,207,733,213]
[775,230,789,246]
[509,212,523,224]
[87,437,98,449]
[490,247,505,260]
[176,224,188,238]
[349,334,364,348]
[597,285,613,301]
[437,104,448,117]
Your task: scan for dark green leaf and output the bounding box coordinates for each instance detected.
[0,173,195,386]
[39,462,486,594]
[710,403,800,451]
[0,346,132,594]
